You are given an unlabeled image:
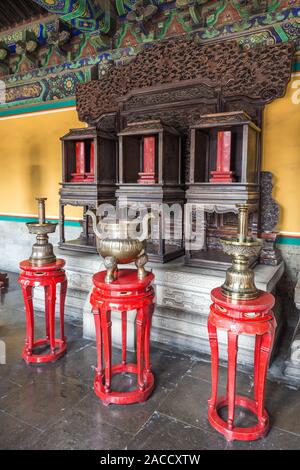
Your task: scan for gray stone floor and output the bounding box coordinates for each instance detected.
[0,273,300,450]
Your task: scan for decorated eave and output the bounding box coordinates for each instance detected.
[0,0,49,33]
[0,1,298,113]
[31,0,116,33]
[76,38,295,123]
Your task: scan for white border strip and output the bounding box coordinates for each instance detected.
[280,231,300,237]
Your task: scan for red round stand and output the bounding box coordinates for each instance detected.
[90,269,155,406]
[208,287,276,442]
[19,259,68,364]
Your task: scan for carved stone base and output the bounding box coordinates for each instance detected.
[32,248,285,367]
[260,232,283,266]
[283,276,300,386]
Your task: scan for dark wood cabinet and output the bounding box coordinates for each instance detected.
[59,126,117,253]
[117,120,185,263]
[186,111,261,270]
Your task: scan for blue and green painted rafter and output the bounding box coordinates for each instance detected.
[0,0,298,111]
[32,0,112,32]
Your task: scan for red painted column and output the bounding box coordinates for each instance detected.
[86,141,95,182]
[210,131,235,183]
[138,136,156,184]
[71,141,86,182]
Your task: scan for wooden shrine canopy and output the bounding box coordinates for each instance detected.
[76,35,295,129]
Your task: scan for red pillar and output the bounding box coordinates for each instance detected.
[86,141,95,182]
[210,131,235,183]
[138,136,156,184]
[71,141,86,182]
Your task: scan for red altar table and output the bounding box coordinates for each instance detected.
[18,259,67,364]
[90,269,155,406]
[208,287,276,441]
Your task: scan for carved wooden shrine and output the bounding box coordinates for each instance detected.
[71,36,294,264]
[186,111,261,270]
[117,119,184,262]
[59,126,117,252]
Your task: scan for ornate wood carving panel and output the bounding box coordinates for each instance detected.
[76,36,294,124]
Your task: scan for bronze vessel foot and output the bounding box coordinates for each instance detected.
[135,252,149,280]
[104,256,118,284]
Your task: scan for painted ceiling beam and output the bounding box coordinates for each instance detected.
[31,0,114,33]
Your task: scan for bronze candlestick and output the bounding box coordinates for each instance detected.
[26,198,57,266]
[220,204,263,301]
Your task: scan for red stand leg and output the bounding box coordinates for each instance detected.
[122,311,127,366]
[60,279,67,341]
[256,331,273,426]
[22,285,34,355]
[101,308,112,393]
[91,269,155,406]
[93,308,103,377]
[48,281,57,355]
[144,304,154,373]
[208,318,219,410]
[136,308,146,391]
[227,332,238,430]
[44,286,50,340]
[254,334,262,403]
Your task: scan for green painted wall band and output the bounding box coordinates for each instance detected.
[0,99,76,118]
[0,215,81,227]
[293,63,300,73]
[0,215,300,245]
[277,236,300,246]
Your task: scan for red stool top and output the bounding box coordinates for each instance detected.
[19,259,65,272]
[93,269,154,293]
[211,287,275,313]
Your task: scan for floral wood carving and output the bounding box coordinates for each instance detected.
[76,36,294,124]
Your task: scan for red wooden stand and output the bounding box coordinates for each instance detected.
[90,269,155,406]
[18,259,68,364]
[208,287,276,442]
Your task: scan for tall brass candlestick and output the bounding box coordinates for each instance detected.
[220,204,263,300]
[238,204,248,243]
[26,198,58,266]
[37,197,47,224]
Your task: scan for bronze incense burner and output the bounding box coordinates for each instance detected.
[26,198,58,266]
[220,204,263,301]
[90,213,151,283]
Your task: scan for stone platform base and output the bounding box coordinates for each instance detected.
[283,276,300,387]
[32,248,284,366]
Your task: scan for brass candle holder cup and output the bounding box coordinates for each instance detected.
[89,212,152,284]
[26,198,58,266]
[220,204,263,301]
